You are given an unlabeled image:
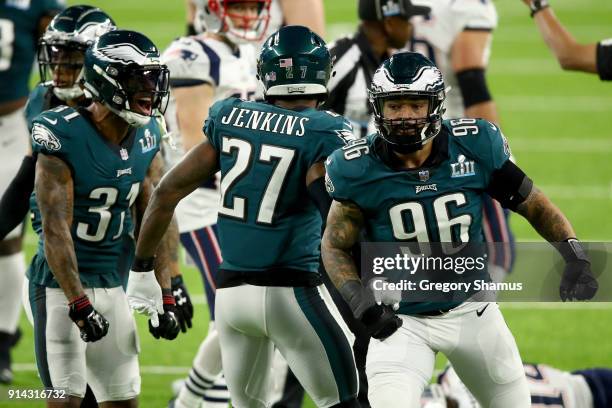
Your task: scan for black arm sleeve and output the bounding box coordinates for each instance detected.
[486,160,533,212]
[456,68,492,108]
[596,41,612,81]
[307,176,332,226]
[0,155,37,240]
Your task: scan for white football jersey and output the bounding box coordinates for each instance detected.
[162,35,259,232]
[408,0,498,119]
[438,364,594,408]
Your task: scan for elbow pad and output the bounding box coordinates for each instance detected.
[486,160,533,211]
[456,68,492,108]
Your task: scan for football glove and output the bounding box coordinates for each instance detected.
[171,275,193,332]
[126,257,163,327]
[339,280,402,340]
[558,239,598,301]
[68,295,109,343]
[148,290,180,340]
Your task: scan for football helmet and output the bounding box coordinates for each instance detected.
[369,52,446,153]
[38,5,116,101]
[192,0,271,43]
[83,30,170,127]
[257,25,331,102]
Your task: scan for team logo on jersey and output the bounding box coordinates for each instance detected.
[335,129,357,144]
[32,123,61,152]
[415,184,437,194]
[119,148,129,161]
[95,43,159,65]
[450,155,476,178]
[180,50,198,61]
[419,170,430,181]
[139,129,157,153]
[117,168,132,177]
[501,133,511,156]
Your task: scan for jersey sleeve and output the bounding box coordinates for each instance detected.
[203,99,227,152]
[596,39,612,81]
[314,116,356,164]
[324,147,359,203]
[452,0,498,31]
[480,120,512,173]
[163,37,219,88]
[25,85,47,132]
[30,111,71,161]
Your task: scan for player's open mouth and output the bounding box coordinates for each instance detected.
[134,98,153,115]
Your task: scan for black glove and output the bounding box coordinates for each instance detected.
[171,275,193,333]
[148,290,181,340]
[558,239,598,301]
[68,295,109,343]
[339,280,402,340]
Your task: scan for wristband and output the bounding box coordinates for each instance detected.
[132,256,155,272]
[162,288,175,306]
[558,238,589,263]
[529,0,550,17]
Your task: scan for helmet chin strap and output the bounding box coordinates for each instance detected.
[106,103,151,127]
[53,85,84,101]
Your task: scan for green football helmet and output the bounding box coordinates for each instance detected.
[83,30,169,127]
[38,5,116,101]
[369,52,446,153]
[257,25,331,102]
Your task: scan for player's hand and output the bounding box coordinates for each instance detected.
[171,275,193,332]
[148,291,180,340]
[339,280,402,340]
[558,239,598,301]
[371,277,401,311]
[127,257,163,327]
[68,295,109,343]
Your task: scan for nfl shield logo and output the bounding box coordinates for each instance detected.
[120,148,129,161]
[419,170,430,181]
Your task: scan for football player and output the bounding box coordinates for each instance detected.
[24,30,180,407]
[128,25,361,408]
[0,0,64,385]
[322,52,598,407]
[422,363,612,408]
[161,1,272,406]
[186,0,325,39]
[407,0,514,283]
[0,5,116,242]
[521,0,612,80]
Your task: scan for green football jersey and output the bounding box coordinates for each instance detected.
[24,83,56,130]
[205,97,354,274]
[325,118,512,314]
[28,105,161,288]
[0,0,65,104]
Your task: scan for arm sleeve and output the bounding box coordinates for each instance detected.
[596,39,612,81]
[0,156,36,240]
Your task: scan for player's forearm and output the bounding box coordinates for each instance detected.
[43,222,84,300]
[280,0,325,37]
[321,243,361,289]
[464,101,500,126]
[533,8,597,73]
[152,217,180,289]
[516,186,576,242]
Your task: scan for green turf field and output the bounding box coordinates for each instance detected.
[1,0,611,406]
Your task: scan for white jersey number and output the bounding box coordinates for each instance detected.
[218,136,295,224]
[0,19,15,71]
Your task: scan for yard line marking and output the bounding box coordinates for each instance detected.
[12,363,190,375]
